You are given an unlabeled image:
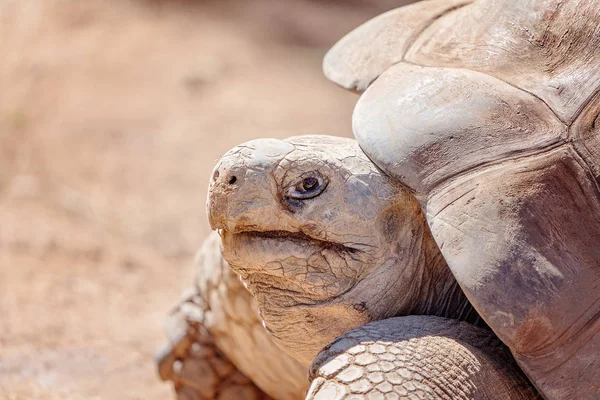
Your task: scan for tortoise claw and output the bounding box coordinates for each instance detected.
[155,325,192,381]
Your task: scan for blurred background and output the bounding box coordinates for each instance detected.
[0,1,414,398]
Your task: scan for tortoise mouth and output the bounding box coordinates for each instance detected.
[219,228,363,302]
[234,229,360,254]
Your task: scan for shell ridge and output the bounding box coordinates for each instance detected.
[400,0,474,64]
[426,141,567,210]
[355,61,568,193]
[568,82,600,131]
[564,141,600,209]
[399,60,568,127]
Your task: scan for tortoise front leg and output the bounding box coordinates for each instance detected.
[156,298,271,400]
[307,316,540,400]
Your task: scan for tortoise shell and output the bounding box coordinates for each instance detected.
[324,1,600,399]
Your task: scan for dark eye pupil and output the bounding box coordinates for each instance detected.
[302,177,318,191]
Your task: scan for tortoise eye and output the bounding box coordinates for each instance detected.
[302,177,319,191]
[286,172,328,201]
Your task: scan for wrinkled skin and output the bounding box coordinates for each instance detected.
[208,135,477,366]
[156,232,308,400]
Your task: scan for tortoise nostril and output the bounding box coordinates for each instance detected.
[228,176,237,185]
[212,169,220,182]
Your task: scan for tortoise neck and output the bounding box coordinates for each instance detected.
[412,224,484,327]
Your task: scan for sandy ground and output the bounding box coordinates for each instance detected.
[0,1,411,398]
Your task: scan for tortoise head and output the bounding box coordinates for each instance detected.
[207,135,468,365]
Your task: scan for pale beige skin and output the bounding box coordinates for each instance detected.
[157,232,308,400]
[207,135,538,399]
[324,0,600,399]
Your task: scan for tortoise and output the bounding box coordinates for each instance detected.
[159,136,537,399]
[159,0,600,399]
[159,135,540,400]
[210,134,547,399]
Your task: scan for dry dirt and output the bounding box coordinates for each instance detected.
[0,1,411,399]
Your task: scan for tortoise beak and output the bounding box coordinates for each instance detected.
[206,139,296,233]
[206,158,243,232]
